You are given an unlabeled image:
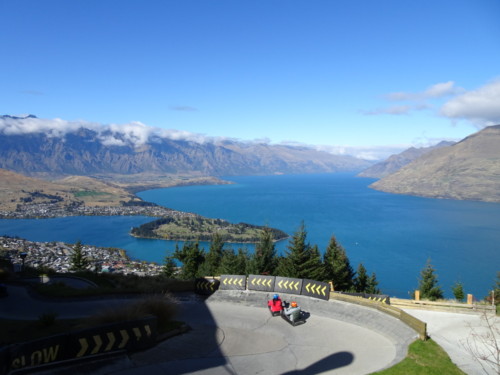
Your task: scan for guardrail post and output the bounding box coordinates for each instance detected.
[467,294,473,305]
[414,290,420,301]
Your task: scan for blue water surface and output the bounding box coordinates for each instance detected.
[0,173,498,298]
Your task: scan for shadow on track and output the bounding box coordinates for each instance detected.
[281,352,354,375]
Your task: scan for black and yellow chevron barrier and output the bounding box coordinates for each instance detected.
[220,275,246,290]
[274,276,302,295]
[334,292,390,305]
[301,279,329,300]
[195,278,220,295]
[248,275,275,292]
[5,317,157,374]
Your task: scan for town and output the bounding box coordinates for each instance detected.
[0,235,164,276]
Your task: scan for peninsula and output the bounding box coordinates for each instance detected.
[0,169,288,243]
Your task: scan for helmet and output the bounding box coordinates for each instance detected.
[273,294,279,300]
[291,301,297,308]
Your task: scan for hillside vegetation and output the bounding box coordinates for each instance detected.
[370,125,500,202]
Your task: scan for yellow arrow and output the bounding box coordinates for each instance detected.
[229,277,234,284]
[256,278,261,286]
[91,335,103,355]
[284,280,289,289]
[77,338,88,357]
[145,325,152,337]
[267,279,272,287]
[278,280,283,288]
[238,278,243,286]
[305,283,311,292]
[321,286,327,296]
[251,278,256,285]
[105,332,115,351]
[293,281,299,290]
[133,327,142,341]
[223,278,228,285]
[119,330,129,349]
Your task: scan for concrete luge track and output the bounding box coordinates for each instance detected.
[115,290,418,375]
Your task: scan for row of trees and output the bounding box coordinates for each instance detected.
[163,223,381,294]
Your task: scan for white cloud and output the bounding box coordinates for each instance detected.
[0,116,216,147]
[385,81,462,102]
[440,79,500,127]
[361,105,412,116]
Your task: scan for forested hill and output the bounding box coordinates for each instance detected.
[0,115,372,178]
[131,216,289,243]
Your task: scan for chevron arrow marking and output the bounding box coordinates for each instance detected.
[251,278,256,285]
[145,325,152,337]
[305,283,311,293]
[257,278,261,286]
[284,280,289,289]
[293,281,299,290]
[133,327,142,341]
[119,330,129,349]
[267,279,272,287]
[278,280,283,288]
[321,286,327,296]
[105,332,115,351]
[238,278,243,286]
[77,338,88,357]
[91,335,102,355]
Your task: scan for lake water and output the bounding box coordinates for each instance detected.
[1,173,498,299]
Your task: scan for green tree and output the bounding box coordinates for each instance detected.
[366,272,381,294]
[322,235,354,291]
[162,254,177,278]
[173,241,205,279]
[452,281,465,302]
[418,259,444,301]
[353,263,368,293]
[200,232,225,276]
[275,222,320,279]
[69,240,89,272]
[235,248,250,275]
[249,227,277,275]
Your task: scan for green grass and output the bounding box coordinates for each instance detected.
[73,190,110,197]
[372,339,466,374]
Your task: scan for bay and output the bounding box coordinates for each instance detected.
[0,173,498,299]
[137,173,500,299]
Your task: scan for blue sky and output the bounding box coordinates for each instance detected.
[1,0,499,159]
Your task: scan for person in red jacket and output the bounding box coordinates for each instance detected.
[268,293,283,315]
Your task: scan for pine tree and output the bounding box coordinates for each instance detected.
[162,254,177,278]
[367,272,381,294]
[69,240,89,272]
[249,227,277,275]
[173,241,205,280]
[275,222,320,279]
[219,248,238,275]
[235,248,250,275]
[354,263,368,293]
[418,259,443,301]
[322,235,354,291]
[452,281,465,302]
[200,232,225,276]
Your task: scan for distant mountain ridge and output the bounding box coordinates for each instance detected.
[370,125,500,202]
[358,141,455,178]
[0,115,372,177]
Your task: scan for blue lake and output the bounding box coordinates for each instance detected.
[1,173,499,299]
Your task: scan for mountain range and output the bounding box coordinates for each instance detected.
[0,115,371,178]
[367,125,500,202]
[357,141,455,179]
